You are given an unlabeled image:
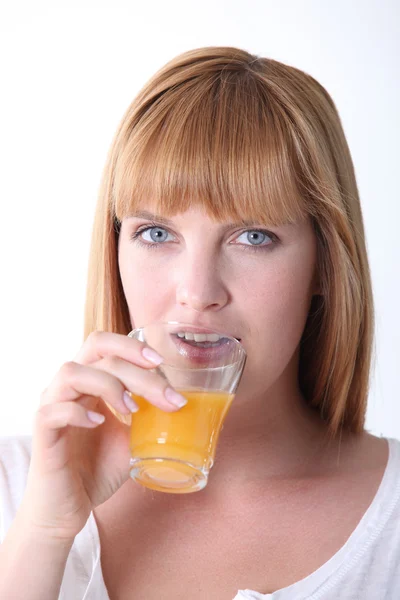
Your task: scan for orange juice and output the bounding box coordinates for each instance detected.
[129,389,234,493]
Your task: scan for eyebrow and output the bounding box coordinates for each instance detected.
[126,210,288,231]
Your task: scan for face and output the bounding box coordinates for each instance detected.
[118,205,319,398]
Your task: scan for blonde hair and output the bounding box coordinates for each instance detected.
[84,46,374,437]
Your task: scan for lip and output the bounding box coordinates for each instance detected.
[170,334,241,366]
[167,321,241,341]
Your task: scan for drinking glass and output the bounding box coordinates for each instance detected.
[127,321,246,494]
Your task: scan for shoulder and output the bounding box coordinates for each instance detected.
[355,434,400,529]
[0,435,33,541]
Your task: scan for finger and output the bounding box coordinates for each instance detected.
[91,355,187,412]
[34,401,105,450]
[73,331,164,369]
[41,361,132,416]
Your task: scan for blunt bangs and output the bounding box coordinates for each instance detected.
[112,69,309,227]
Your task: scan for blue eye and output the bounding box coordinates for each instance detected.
[131,225,174,247]
[130,224,278,252]
[235,230,274,247]
[142,226,172,243]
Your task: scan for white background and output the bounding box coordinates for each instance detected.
[0,0,398,438]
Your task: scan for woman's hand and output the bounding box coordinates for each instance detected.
[20,331,187,542]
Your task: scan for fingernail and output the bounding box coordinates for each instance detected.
[165,387,188,408]
[87,410,105,424]
[123,391,139,412]
[142,347,164,366]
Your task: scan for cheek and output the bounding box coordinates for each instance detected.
[236,256,315,386]
[241,269,312,344]
[118,250,171,326]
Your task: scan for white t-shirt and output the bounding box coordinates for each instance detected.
[1,435,400,599]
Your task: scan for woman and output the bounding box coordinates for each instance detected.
[0,46,399,599]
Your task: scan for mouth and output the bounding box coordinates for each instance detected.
[170,332,242,365]
[169,323,241,340]
[173,331,241,348]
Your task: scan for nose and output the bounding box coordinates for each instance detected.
[175,252,229,313]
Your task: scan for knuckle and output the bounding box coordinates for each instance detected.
[86,330,104,349]
[74,330,105,364]
[36,403,53,423]
[101,354,121,370]
[87,330,103,342]
[60,361,79,379]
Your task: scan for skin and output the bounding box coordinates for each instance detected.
[116,203,349,505]
[88,204,389,599]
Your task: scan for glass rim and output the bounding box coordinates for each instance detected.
[127,320,246,371]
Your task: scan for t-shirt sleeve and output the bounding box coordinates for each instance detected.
[0,435,33,543]
[0,436,104,599]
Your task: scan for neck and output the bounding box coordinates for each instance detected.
[211,383,334,485]
[142,378,346,515]
[189,360,347,507]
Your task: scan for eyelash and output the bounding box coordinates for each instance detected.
[130,223,279,252]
